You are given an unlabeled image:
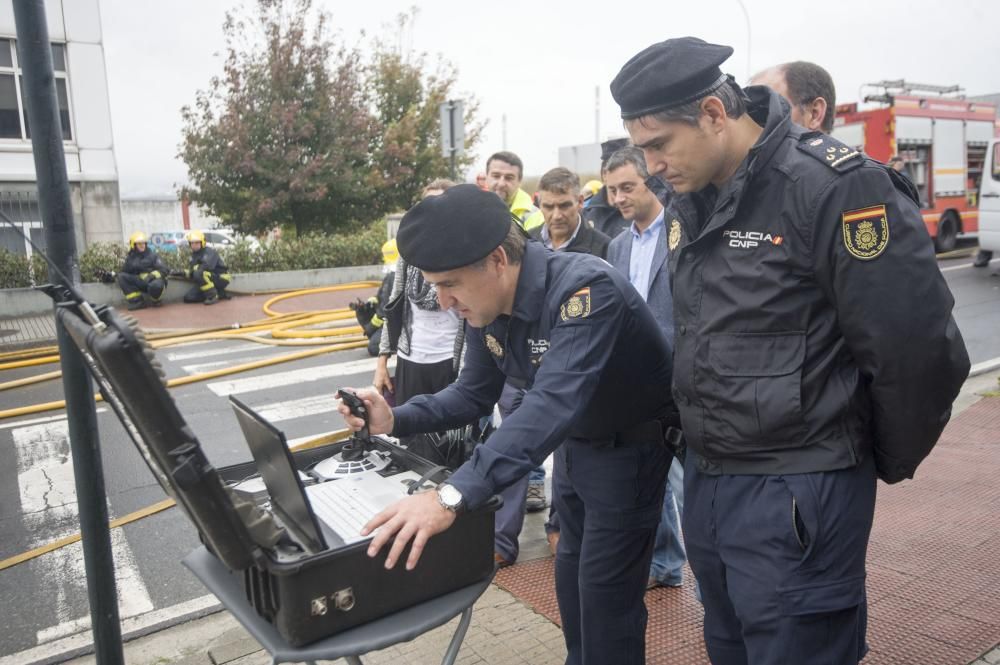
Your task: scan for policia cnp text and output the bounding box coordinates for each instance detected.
[338,184,678,665]
[611,37,970,665]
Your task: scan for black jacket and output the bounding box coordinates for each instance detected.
[667,87,969,483]
[529,219,611,259]
[121,247,167,278]
[582,187,629,239]
[189,246,228,275]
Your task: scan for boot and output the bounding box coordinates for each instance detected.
[203,288,219,305]
[126,299,146,311]
[972,250,992,268]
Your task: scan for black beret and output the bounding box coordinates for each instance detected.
[611,37,734,120]
[396,184,512,272]
[600,138,630,163]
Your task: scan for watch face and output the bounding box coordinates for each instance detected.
[439,484,462,507]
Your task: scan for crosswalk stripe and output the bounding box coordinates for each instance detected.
[206,357,381,397]
[163,341,264,362]
[12,421,154,646]
[256,394,338,423]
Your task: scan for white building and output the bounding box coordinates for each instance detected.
[0,0,121,259]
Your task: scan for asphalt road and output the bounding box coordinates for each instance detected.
[0,244,998,660]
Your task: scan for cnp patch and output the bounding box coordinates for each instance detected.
[485,333,504,357]
[668,219,682,251]
[842,205,889,260]
[560,287,592,321]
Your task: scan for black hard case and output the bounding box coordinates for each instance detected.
[55,302,497,648]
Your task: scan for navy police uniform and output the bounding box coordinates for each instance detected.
[611,38,970,664]
[391,185,676,665]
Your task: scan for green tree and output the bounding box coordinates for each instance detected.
[367,10,485,213]
[180,0,378,236]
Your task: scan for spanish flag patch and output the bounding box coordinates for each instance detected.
[842,204,889,260]
[560,287,592,320]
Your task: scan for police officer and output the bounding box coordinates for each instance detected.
[182,230,232,305]
[337,184,676,665]
[610,37,970,664]
[112,231,169,310]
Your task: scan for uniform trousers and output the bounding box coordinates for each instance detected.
[683,452,876,665]
[553,436,670,665]
[183,269,231,302]
[117,272,165,303]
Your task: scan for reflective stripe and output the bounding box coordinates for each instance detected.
[219,273,231,282]
[138,272,149,280]
[370,314,383,327]
[124,292,142,300]
[200,281,215,291]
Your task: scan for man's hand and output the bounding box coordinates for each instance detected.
[372,356,394,395]
[335,386,393,435]
[362,490,457,570]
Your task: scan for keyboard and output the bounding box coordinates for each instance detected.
[306,471,431,544]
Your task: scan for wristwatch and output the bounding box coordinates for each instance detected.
[436,483,465,514]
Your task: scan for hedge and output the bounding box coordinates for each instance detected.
[0,222,384,289]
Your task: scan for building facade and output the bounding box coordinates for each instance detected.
[0,0,121,259]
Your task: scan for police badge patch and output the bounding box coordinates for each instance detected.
[668,219,682,251]
[560,287,592,321]
[842,204,889,260]
[485,333,504,357]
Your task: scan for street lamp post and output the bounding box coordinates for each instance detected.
[735,0,752,81]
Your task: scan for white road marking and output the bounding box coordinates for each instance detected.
[256,394,338,423]
[941,258,998,273]
[12,420,154,647]
[206,357,382,396]
[0,409,107,431]
[163,341,264,362]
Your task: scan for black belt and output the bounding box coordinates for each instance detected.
[614,419,686,462]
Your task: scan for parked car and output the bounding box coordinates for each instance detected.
[148,231,188,253]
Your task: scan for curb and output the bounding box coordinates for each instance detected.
[0,596,222,665]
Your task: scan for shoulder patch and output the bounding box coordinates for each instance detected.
[797,133,864,173]
[560,287,592,321]
[842,204,889,260]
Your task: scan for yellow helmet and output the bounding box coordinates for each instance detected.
[128,231,148,250]
[381,238,399,266]
[186,230,205,245]
[582,180,603,198]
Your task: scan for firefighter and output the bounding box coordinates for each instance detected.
[182,230,232,305]
[101,231,169,311]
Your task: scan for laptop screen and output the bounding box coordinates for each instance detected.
[229,396,327,553]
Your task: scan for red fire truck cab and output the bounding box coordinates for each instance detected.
[832,81,997,252]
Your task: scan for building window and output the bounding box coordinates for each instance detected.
[0,39,72,141]
[0,188,43,257]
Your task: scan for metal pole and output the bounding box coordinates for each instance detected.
[13,2,125,663]
[449,102,457,181]
[735,0,752,81]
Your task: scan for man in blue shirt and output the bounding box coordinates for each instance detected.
[338,184,677,665]
[605,146,687,590]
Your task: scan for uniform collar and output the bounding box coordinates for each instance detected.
[510,241,547,322]
[541,214,583,250]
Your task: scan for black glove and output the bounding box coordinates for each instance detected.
[95,268,116,284]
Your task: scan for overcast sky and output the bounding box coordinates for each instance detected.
[99,0,1000,197]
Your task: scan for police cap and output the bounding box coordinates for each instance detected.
[600,138,629,163]
[396,184,512,272]
[611,37,734,120]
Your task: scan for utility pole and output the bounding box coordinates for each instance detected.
[13,1,124,663]
[595,86,600,143]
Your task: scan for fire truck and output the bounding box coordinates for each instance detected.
[832,81,998,252]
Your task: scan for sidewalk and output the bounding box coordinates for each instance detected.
[47,370,1000,665]
[0,286,377,350]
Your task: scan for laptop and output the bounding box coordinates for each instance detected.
[229,396,432,553]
